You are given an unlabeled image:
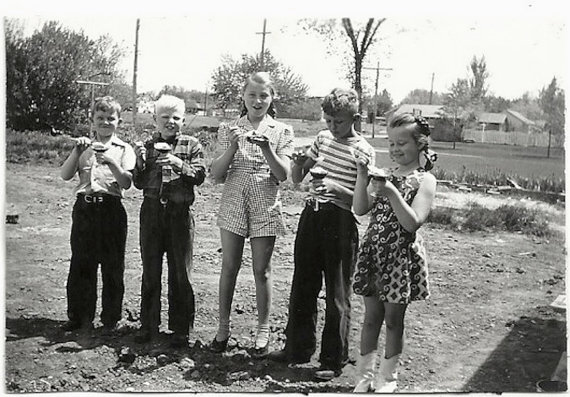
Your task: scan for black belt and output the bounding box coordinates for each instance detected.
[77,193,121,204]
[143,195,192,207]
[305,198,341,212]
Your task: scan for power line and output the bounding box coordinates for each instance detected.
[256,19,271,70]
[363,62,393,138]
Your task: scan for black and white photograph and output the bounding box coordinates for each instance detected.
[3,0,567,393]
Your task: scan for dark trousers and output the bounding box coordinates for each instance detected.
[284,202,358,369]
[67,195,127,326]
[139,198,195,336]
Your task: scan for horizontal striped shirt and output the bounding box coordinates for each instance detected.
[306,130,376,210]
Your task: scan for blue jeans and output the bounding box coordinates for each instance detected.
[284,202,358,369]
[139,198,195,336]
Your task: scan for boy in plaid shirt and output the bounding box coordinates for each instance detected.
[132,95,206,347]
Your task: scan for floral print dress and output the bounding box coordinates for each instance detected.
[352,168,430,303]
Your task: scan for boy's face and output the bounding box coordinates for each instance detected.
[92,109,120,139]
[324,110,356,139]
[155,108,185,139]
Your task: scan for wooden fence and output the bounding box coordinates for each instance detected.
[462,129,564,148]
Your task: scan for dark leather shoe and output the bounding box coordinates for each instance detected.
[170,333,188,348]
[267,349,310,364]
[210,336,229,353]
[61,321,81,332]
[314,366,342,381]
[134,329,157,344]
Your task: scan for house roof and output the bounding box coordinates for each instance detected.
[389,104,444,118]
[478,112,507,124]
[506,109,535,126]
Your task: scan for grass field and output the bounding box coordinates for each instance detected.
[366,137,565,180]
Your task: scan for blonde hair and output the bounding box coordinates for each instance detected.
[155,94,185,115]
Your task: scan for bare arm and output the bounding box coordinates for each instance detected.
[352,158,374,215]
[381,173,437,233]
[61,137,91,180]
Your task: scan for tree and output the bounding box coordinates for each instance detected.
[5,20,126,131]
[468,55,489,105]
[210,50,308,117]
[299,18,386,119]
[365,89,393,122]
[483,95,511,113]
[441,78,471,148]
[400,89,443,105]
[539,77,565,156]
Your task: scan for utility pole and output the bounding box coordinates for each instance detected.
[75,80,109,137]
[256,19,271,70]
[429,72,435,104]
[204,86,208,116]
[132,18,140,129]
[363,62,392,138]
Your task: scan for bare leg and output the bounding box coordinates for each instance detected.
[250,236,276,347]
[360,296,385,355]
[215,229,245,341]
[383,302,407,358]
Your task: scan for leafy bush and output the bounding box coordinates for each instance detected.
[428,201,552,237]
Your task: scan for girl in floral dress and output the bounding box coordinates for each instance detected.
[351,113,438,393]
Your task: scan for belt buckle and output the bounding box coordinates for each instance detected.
[307,197,319,211]
[159,197,168,206]
[84,194,104,203]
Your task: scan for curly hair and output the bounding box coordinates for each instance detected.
[388,113,438,170]
[239,72,277,118]
[92,96,122,118]
[321,88,359,117]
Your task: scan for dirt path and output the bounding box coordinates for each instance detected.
[4,163,566,393]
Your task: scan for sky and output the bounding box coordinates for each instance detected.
[3,1,569,104]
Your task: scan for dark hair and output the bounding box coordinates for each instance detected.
[239,72,277,118]
[321,87,359,117]
[388,113,438,170]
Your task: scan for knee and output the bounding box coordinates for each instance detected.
[253,266,271,283]
[384,315,404,331]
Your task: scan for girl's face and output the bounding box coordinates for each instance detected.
[387,125,421,167]
[243,80,273,121]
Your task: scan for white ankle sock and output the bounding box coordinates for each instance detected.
[255,323,270,348]
[216,319,230,341]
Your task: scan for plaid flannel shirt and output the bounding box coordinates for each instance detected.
[133,133,206,204]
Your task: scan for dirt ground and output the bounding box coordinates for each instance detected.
[4,162,567,393]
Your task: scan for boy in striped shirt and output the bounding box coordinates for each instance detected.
[268,88,376,381]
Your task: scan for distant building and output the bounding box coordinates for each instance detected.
[476,112,508,131]
[505,109,536,133]
[385,104,445,129]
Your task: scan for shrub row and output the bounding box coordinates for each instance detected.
[428,202,552,237]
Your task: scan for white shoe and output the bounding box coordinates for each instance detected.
[374,354,400,393]
[353,350,377,392]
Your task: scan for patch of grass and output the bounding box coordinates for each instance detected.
[428,201,553,237]
[431,166,565,194]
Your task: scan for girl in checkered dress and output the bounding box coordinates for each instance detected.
[351,113,438,393]
[209,72,294,357]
